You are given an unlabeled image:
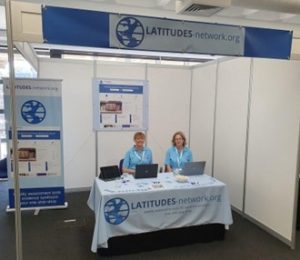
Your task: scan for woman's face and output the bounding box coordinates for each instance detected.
[174,134,184,148]
[135,137,145,148]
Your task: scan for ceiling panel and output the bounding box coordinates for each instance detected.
[217,6,249,17]
[282,14,300,24]
[86,0,300,25]
[1,0,300,27]
[244,10,283,22]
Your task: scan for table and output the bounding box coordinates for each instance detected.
[87,173,233,253]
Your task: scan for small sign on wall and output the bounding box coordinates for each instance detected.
[93,78,148,131]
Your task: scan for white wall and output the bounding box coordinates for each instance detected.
[96,62,146,168]
[190,58,251,210]
[39,59,95,189]
[147,66,191,168]
[39,59,191,188]
[96,63,191,169]
[245,59,300,241]
[190,57,300,245]
[213,58,251,210]
[190,63,217,176]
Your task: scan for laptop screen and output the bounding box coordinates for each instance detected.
[181,161,206,176]
[134,164,158,179]
[99,165,121,180]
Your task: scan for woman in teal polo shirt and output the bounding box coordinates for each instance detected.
[165,131,193,172]
[123,132,153,174]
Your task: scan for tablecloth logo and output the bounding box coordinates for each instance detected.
[104,198,130,225]
[116,17,144,47]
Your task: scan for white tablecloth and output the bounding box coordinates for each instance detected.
[87,173,233,252]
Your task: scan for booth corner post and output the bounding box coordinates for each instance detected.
[5,0,23,260]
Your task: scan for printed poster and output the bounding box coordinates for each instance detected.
[93,78,148,131]
[3,78,65,209]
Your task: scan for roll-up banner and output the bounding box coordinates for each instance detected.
[3,78,66,210]
[42,6,292,59]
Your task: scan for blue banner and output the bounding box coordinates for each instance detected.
[42,6,109,48]
[244,27,292,59]
[99,84,143,94]
[42,6,292,59]
[9,130,61,140]
[9,187,65,208]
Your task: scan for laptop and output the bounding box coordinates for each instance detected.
[181,161,206,176]
[134,164,158,179]
[99,165,121,181]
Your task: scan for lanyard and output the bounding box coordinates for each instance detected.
[175,148,183,168]
[134,151,145,162]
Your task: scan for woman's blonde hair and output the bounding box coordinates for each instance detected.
[172,131,186,147]
[134,132,145,140]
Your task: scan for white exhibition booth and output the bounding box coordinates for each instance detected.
[7,0,300,251]
[39,57,300,248]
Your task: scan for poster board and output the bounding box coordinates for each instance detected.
[3,78,66,209]
[93,78,148,131]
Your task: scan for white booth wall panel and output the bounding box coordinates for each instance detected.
[245,59,300,241]
[214,58,251,210]
[39,59,95,189]
[147,67,191,168]
[190,64,217,176]
[96,62,146,167]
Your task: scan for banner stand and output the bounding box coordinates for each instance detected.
[6,202,68,214]
[3,78,67,212]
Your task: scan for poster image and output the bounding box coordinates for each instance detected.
[9,131,61,177]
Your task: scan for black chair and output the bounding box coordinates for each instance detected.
[119,159,124,174]
[0,158,8,179]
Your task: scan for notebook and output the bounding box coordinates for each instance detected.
[99,165,121,181]
[134,164,158,179]
[181,161,206,176]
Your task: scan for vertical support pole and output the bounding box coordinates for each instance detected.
[188,69,193,147]
[145,63,148,145]
[5,0,23,259]
[93,58,98,177]
[290,122,300,249]
[242,58,254,213]
[211,61,220,177]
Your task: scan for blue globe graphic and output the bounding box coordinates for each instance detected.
[104,198,130,225]
[116,17,144,47]
[21,100,46,124]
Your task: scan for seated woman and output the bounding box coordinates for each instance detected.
[122,132,153,174]
[165,131,193,173]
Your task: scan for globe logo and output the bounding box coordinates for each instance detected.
[21,100,46,124]
[104,198,130,225]
[116,17,144,48]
